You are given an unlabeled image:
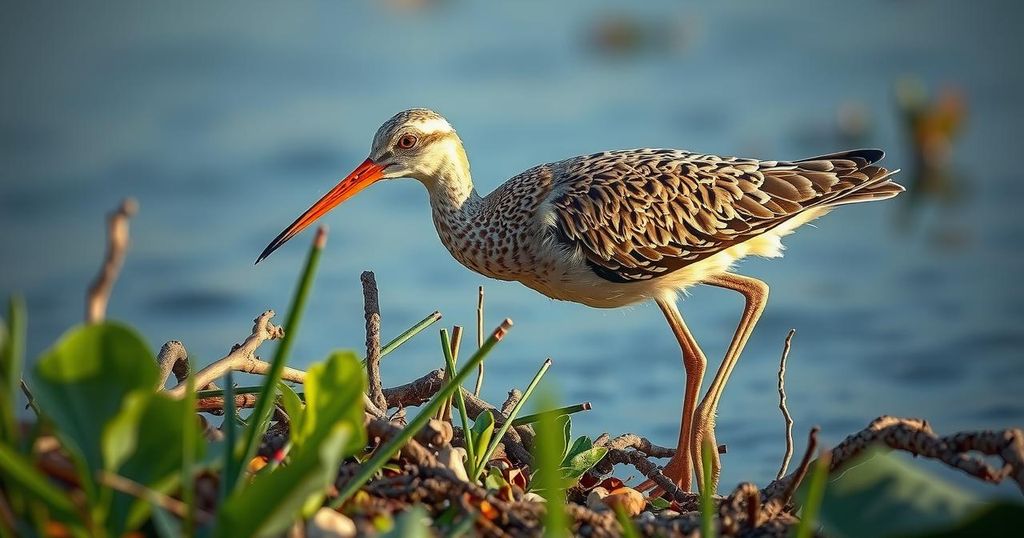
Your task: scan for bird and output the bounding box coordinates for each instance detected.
[256,108,903,493]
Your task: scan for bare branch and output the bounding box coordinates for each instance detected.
[86,198,137,324]
[156,340,190,389]
[776,329,796,480]
[362,271,387,412]
[474,286,485,396]
[167,310,284,398]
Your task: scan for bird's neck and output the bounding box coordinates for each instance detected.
[421,139,483,221]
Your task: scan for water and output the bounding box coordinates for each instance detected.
[2,1,1022,495]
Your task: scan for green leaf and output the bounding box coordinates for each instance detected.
[216,423,352,538]
[560,446,608,485]
[648,497,671,511]
[277,381,304,432]
[562,435,593,466]
[238,233,324,489]
[532,391,569,536]
[293,351,366,456]
[484,466,508,491]
[470,410,495,469]
[804,448,981,538]
[102,391,205,533]
[556,415,571,463]
[32,323,157,492]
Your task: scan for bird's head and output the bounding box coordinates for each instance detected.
[256,108,467,263]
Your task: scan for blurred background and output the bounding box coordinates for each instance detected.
[2,1,1022,494]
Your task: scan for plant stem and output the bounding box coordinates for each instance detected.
[700,438,716,538]
[377,311,442,359]
[441,329,476,478]
[510,402,592,427]
[182,371,196,538]
[794,450,831,538]
[331,319,513,506]
[472,358,552,481]
[237,227,325,491]
[219,372,239,506]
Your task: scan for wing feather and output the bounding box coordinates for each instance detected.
[550,148,902,282]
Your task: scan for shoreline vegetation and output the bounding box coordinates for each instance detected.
[1,199,1022,537]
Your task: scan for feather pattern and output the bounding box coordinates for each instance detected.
[548,148,902,282]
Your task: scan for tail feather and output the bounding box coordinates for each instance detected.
[796,149,904,207]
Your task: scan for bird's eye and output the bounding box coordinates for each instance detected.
[397,134,418,149]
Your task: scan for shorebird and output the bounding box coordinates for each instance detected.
[257,108,902,492]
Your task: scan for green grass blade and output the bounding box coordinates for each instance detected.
[794,452,830,538]
[1,295,26,446]
[510,402,591,427]
[0,443,82,528]
[219,372,239,507]
[237,227,325,491]
[472,358,551,481]
[378,311,442,359]
[441,329,476,478]
[331,319,513,506]
[700,438,716,538]
[182,371,197,538]
[533,389,569,538]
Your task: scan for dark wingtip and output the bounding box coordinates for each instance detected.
[799,148,885,164]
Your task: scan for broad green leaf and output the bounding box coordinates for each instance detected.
[103,391,205,533]
[561,446,608,484]
[215,423,351,538]
[648,497,671,511]
[471,410,495,469]
[804,448,981,538]
[33,323,157,493]
[293,351,366,455]
[381,505,430,538]
[562,435,593,466]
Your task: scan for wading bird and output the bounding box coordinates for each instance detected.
[257,109,902,492]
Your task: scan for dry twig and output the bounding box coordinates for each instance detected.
[361,271,388,412]
[593,449,694,505]
[156,340,190,389]
[776,329,796,480]
[474,286,485,396]
[166,311,285,398]
[85,198,137,324]
[764,416,1024,500]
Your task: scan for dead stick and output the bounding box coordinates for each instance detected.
[474,286,485,396]
[777,426,820,509]
[362,271,388,412]
[85,198,137,324]
[776,329,796,480]
[167,310,284,398]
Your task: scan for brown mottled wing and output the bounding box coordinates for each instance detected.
[550,148,901,282]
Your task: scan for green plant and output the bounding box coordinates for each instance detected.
[532,390,570,538]
[529,414,608,490]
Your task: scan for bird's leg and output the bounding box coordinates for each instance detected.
[639,297,708,493]
[692,272,769,493]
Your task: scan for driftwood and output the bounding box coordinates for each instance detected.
[85,198,137,324]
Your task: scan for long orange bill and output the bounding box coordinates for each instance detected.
[256,158,385,264]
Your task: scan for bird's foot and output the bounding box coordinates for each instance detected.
[637,454,692,497]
